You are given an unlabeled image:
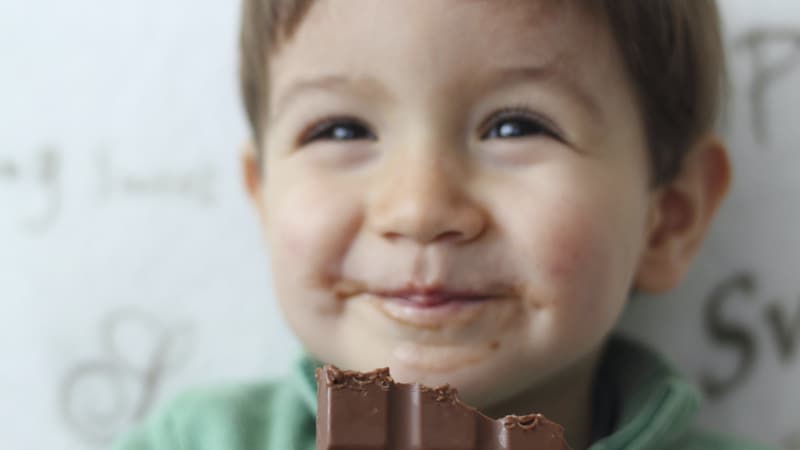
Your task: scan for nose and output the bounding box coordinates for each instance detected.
[368,155,487,245]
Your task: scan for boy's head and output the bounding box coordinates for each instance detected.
[239,0,731,409]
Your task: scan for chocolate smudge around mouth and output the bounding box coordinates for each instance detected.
[331,278,368,301]
[333,278,524,302]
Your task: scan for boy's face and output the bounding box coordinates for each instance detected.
[254,0,656,406]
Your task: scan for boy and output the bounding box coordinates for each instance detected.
[114,1,776,449]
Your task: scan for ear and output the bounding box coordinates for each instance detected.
[241,139,268,221]
[634,135,732,293]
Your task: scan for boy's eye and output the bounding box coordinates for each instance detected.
[481,110,561,141]
[301,118,376,145]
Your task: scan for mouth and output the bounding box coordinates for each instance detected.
[371,287,499,308]
[362,285,513,329]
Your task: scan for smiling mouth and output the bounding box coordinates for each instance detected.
[332,278,514,305]
[371,288,500,308]
[360,285,515,330]
[331,279,519,327]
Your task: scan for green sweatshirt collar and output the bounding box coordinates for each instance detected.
[590,336,701,449]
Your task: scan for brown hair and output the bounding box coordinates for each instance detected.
[239,0,726,185]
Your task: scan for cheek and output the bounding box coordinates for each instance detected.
[539,206,615,308]
[262,176,365,360]
[265,178,363,286]
[541,212,596,283]
[508,184,640,315]
[509,194,634,364]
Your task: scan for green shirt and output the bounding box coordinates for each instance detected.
[113,336,775,450]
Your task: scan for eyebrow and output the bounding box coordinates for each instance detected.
[479,64,603,120]
[270,74,390,122]
[270,64,602,124]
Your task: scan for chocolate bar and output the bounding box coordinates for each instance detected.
[316,365,570,450]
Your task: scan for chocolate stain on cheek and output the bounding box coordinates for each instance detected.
[332,278,367,301]
[299,274,363,318]
[517,282,545,311]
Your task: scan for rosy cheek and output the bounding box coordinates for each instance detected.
[265,183,323,278]
[268,182,364,283]
[522,200,616,317]
[274,217,313,258]
[266,190,313,260]
[544,228,586,282]
[539,206,600,284]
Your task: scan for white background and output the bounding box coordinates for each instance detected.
[1,1,798,448]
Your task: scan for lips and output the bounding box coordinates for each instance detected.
[371,288,498,308]
[351,285,512,330]
[333,279,518,329]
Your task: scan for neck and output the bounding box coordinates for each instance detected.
[482,348,604,450]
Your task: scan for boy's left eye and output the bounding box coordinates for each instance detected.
[300,118,376,146]
[481,109,561,141]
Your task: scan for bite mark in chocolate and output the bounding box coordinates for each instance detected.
[316,365,571,450]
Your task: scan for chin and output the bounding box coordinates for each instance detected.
[375,346,528,409]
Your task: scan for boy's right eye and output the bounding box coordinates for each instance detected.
[300,118,376,145]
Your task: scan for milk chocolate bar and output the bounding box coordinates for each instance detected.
[316,365,571,450]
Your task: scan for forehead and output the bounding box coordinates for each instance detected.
[268,0,622,119]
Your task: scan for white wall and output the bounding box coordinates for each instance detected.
[620,1,800,446]
[1,1,797,448]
